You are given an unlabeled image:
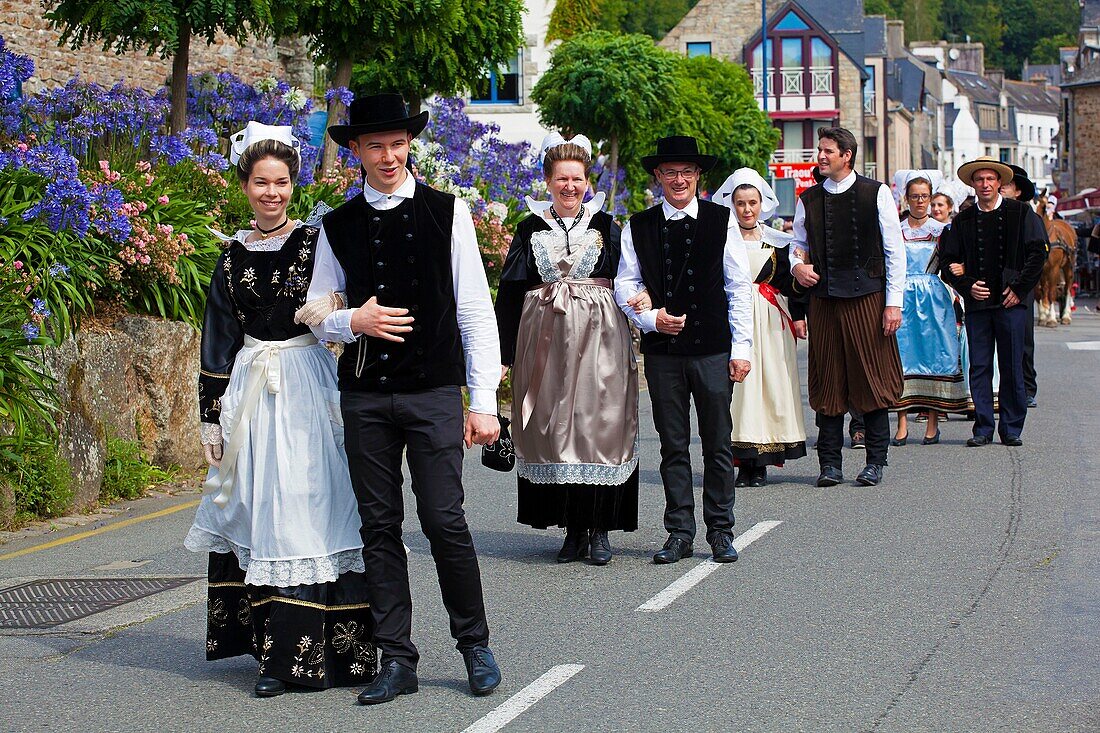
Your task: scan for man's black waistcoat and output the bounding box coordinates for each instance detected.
[322,183,465,392]
[801,175,885,298]
[629,199,731,356]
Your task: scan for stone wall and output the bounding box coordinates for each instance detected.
[4,0,315,93]
[1070,86,1100,192]
[660,0,784,62]
[43,315,204,511]
[838,57,865,169]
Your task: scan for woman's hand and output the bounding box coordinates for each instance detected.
[626,289,652,313]
[948,263,964,277]
[792,320,807,339]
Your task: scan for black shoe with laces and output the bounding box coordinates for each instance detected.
[588,530,612,565]
[856,464,884,486]
[710,533,739,563]
[462,645,501,696]
[358,660,419,705]
[556,528,589,563]
[653,536,693,564]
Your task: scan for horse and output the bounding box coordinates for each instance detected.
[1034,190,1077,327]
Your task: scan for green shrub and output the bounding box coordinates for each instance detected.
[100,435,176,503]
[2,435,74,522]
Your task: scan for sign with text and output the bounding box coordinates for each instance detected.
[769,162,819,197]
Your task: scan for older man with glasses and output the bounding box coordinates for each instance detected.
[615,135,754,565]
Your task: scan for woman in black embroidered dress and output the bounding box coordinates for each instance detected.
[495,135,639,565]
[184,123,375,697]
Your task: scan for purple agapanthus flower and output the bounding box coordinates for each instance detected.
[21,322,40,341]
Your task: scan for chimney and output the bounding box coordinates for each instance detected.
[886,20,905,57]
[986,69,1005,87]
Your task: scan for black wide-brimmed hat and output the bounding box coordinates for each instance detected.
[1006,164,1036,202]
[327,93,429,148]
[642,135,718,175]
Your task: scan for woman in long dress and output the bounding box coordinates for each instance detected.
[714,169,807,487]
[495,134,639,565]
[185,123,375,697]
[892,171,970,444]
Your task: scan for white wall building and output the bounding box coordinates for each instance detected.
[1004,80,1060,192]
[463,0,555,148]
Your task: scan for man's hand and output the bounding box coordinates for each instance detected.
[971,280,990,300]
[349,296,414,342]
[204,443,223,468]
[792,320,807,340]
[948,263,965,277]
[729,359,751,383]
[1002,287,1020,308]
[464,412,500,449]
[654,308,686,335]
[500,365,510,381]
[626,289,652,313]
[883,305,902,336]
[793,262,820,288]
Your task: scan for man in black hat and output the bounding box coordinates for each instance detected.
[939,157,1048,446]
[306,94,502,703]
[614,135,754,565]
[1001,164,1040,407]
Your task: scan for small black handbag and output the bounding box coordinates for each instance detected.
[481,415,515,472]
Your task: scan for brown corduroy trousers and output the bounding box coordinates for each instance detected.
[807,291,904,416]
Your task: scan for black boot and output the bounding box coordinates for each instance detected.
[748,465,767,487]
[254,675,286,697]
[734,466,749,487]
[588,530,612,565]
[556,528,589,563]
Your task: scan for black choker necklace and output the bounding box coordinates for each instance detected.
[738,222,757,231]
[257,216,289,239]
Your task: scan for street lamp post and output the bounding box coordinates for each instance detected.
[761,0,768,112]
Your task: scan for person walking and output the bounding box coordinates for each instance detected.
[790,127,906,487]
[939,157,1048,446]
[1000,164,1040,408]
[614,135,754,565]
[714,168,807,487]
[307,94,502,704]
[186,122,375,698]
[495,134,638,565]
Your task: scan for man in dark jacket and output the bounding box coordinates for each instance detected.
[939,157,1048,446]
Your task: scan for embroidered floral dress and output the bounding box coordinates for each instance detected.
[496,205,640,531]
[184,222,376,688]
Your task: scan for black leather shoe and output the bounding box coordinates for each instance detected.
[255,675,286,697]
[967,435,992,447]
[461,645,501,696]
[816,466,843,487]
[653,536,693,564]
[734,467,749,487]
[710,533,739,563]
[588,530,612,565]
[358,660,418,705]
[748,466,767,487]
[856,464,884,486]
[1001,435,1023,446]
[921,429,941,445]
[556,528,589,563]
[890,433,907,446]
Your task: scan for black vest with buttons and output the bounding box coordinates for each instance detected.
[321,183,465,392]
[629,199,731,356]
[800,175,886,299]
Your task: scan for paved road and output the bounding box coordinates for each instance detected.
[2,309,1098,733]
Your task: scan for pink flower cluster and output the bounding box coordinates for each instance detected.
[97,160,121,183]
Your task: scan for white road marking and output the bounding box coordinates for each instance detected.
[1066,341,1100,350]
[636,520,783,612]
[459,664,585,733]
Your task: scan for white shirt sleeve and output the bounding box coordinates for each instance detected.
[789,197,809,269]
[877,183,906,308]
[451,198,501,415]
[309,224,358,343]
[613,221,659,332]
[723,227,755,363]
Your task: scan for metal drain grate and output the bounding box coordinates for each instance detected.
[0,577,197,629]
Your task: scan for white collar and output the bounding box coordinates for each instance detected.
[662,197,699,220]
[524,191,606,218]
[976,194,1004,213]
[823,169,857,194]
[362,171,416,204]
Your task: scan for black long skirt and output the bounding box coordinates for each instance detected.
[731,441,808,468]
[204,552,377,688]
[516,467,639,531]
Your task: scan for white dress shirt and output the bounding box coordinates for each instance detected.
[613,197,754,363]
[307,172,501,415]
[789,170,906,307]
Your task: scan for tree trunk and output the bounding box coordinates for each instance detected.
[608,133,620,207]
[321,57,355,174]
[406,94,422,116]
[169,21,191,135]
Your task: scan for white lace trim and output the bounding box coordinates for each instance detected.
[200,422,222,446]
[184,526,365,587]
[530,228,604,283]
[572,236,602,279]
[518,456,638,485]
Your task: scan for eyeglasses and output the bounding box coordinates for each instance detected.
[657,168,699,180]
[907,194,931,201]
